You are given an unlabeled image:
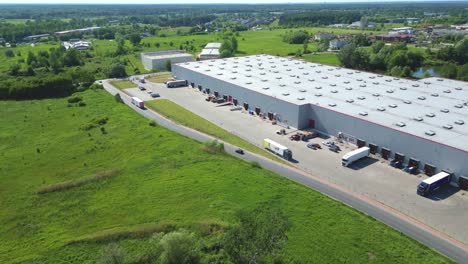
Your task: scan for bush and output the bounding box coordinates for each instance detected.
[158,230,200,264]
[149,120,158,127]
[282,30,309,44]
[67,96,83,103]
[114,93,124,103]
[202,140,225,154]
[78,101,87,107]
[96,244,126,264]
[250,161,261,168]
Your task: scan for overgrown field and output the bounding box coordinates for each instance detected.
[0,89,451,263]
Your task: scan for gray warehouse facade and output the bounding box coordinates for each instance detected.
[172,54,468,184]
[141,50,194,71]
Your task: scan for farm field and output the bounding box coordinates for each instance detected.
[302,52,340,66]
[0,89,451,263]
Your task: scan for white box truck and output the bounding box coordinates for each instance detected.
[342,147,370,167]
[131,97,144,109]
[417,171,452,196]
[166,80,187,88]
[263,138,292,160]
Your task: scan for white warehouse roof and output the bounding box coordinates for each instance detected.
[142,50,193,60]
[204,42,222,49]
[176,54,468,152]
[200,48,220,56]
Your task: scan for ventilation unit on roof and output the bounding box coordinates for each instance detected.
[412,84,420,87]
[245,74,252,77]
[194,65,200,68]
[303,72,309,75]
[217,73,223,75]
[271,65,276,68]
[208,64,213,66]
[315,86,322,89]
[259,67,264,70]
[262,87,269,90]
[403,100,412,104]
[400,87,407,90]
[440,108,449,113]
[455,104,463,108]
[276,76,282,79]
[261,79,267,82]
[347,72,353,75]
[259,72,266,75]
[308,78,314,81]
[336,67,341,70]
[273,70,279,73]
[331,90,338,93]
[359,112,368,116]
[310,65,316,67]
[299,89,307,92]
[335,74,341,77]
[314,93,323,97]
[283,64,288,66]
[443,124,453,129]
[344,81,350,84]
[377,75,383,77]
[294,81,301,84]
[346,87,353,90]
[389,104,397,108]
[425,130,436,136]
[358,96,366,100]
[455,120,465,125]
[219,67,224,70]
[328,68,333,71]
[233,65,238,68]
[282,92,289,96]
[230,77,237,80]
[431,93,439,97]
[414,117,423,121]
[346,99,354,103]
[246,69,251,72]
[280,59,285,62]
[418,96,426,100]
[245,81,252,84]
[299,67,304,69]
[205,69,211,72]
[444,90,451,93]
[386,90,394,93]
[369,76,375,79]
[295,62,300,64]
[316,70,321,73]
[426,113,435,117]
[329,103,337,107]
[357,79,363,81]
[373,93,380,97]
[455,87,462,91]
[286,69,292,71]
[355,71,361,73]
[393,77,400,80]
[424,81,431,84]
[297,97,305,100]
[386,79,392,82]
[437,78,443,81]
[372,81,379,85]
[377,107,385,111]
[330,84,336,87]
[280,84,286,87]
[360,84,367,87]
[322,76,328,79]
[396,122,406,127]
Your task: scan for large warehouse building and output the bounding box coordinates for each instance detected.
[173,54,468,185]
[141,50,194,71]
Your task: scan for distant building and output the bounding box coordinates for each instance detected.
[386,18,421,24]
[55,27,100,36]
[329,23,348,28]
[140,32,151,38]
[391,27,415,35]
[62,40,91,50]
[141,50,195,71]
[23,34,50,42]
[314,32,334,41]
[199,42,222,60]
[370,34,414,43]
[329,39,349,50]
[0,37,5,43]
[348,21,376,28]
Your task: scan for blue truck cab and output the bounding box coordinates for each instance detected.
[417,172,452,196]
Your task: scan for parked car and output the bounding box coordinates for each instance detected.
[329,144,340,152]
[390,159,403,169]
[150,92,160,98]
[405,166,419,175]
[307,143,321,150]
[322,141,335,147]
[235,148,244,155]
[138,86,146,91]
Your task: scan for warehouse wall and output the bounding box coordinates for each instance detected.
[308,104,467,181]
[142,55,194,70]
[173,65,302,128]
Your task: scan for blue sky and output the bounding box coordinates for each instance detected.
[0,0,455,4]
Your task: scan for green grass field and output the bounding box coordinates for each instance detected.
[0,89,452,263]
[109,80,137,89]
[144,99,286,164]
[302,52,340,66]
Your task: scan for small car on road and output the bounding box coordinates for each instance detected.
[138,86,146,91]
[150,92,160,98]
[235,148,244,155]
[307,143,321,150]
[322,141,335,147]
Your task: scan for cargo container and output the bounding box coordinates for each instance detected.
[417,171,452,196]
[263,138,292,160]
[342,147,370,167]
[131,97,144,109]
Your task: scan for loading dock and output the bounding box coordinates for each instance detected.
[381,148,391,160]
[424,163,436,176]
[459,176,468,190]
[357,139,366,148]
[368,143,378,154]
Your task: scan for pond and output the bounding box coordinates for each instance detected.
[412,67,441,78]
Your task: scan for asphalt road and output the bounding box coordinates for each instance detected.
[103,81,468,263]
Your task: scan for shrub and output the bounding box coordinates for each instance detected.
[202,140,225,154]
[78,101,86,107]
[250,161,261,168]
[96,244,126,264]
[149,120,158,127]
[37,170,119,194]
[67,96,83,103]
[158,230,201,264]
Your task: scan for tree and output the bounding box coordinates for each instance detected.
[303,39,309,54]
[105,63,127,78]
[371,41,385,54]
[8,63,20,76]
[129,33,141,47]
[26,50,37,65]
[5,50,14,57]
[231,36,238,52]
[224,206,290,264]
[62,49,81,67]
[283,30,309,44]
[439,63,458,79]
[457,63,468,81]
[338,43,356,68]
[157,230,200,264]
[165,60,172,71]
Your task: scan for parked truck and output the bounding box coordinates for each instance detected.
[131,97,144,109]
[417,171,452,196]
[341,147,370,167]
[263,138,292,160]
[166,80,187,88]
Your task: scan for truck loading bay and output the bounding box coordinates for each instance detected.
[122,77,468,245]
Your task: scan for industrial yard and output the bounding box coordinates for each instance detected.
[123,68,468,244]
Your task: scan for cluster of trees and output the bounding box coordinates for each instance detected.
[338,39,424,77]
[0,73,74,100]
[279,11,361,27]
[219,35,238,58]
[435,39,468,81]
[282,30,309,44]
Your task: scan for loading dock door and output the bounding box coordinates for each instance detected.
[357,139,366,148]
[228,95,232,102]
[268,112,273,120]
[424,163,436,176]
[206,88,210,94]
[381,148,391,160]
[190,82,194,88]
[368,143,378,154]
[394,152,405,162]
[233,99,238,106]
[255,107,260,115]
[243,102,249,110]
[459,176,468,190]
[198,85,202,91]
[309,119,315,128]
[408,158,420,168]
[214,91,219,97]
[223,95,228,101]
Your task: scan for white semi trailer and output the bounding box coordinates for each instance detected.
[131,97,145,109]
[342,147,370,167]
[263,138,292,160]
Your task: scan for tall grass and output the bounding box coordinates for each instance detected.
[37,170,119,194]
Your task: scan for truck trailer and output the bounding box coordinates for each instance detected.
[166,80,187,88]
[131,97,145,109]
[263,138,292,160]
[342,147,370,167]
[417,171,452,196]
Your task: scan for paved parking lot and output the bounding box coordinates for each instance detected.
[126,80,468,244]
